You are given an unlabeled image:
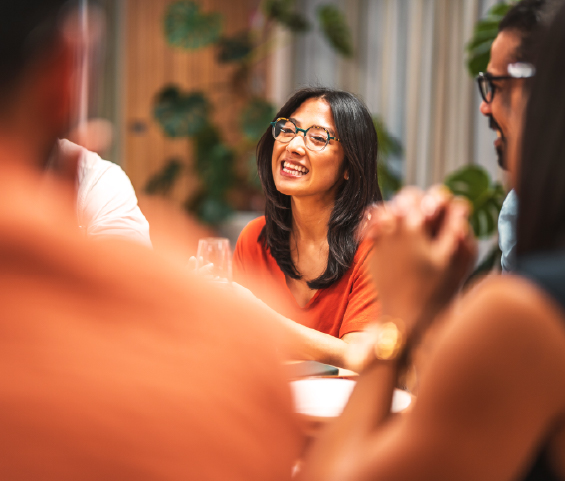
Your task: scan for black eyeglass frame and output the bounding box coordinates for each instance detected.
[476,72,515,104]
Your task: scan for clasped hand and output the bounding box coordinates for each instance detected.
[362,186,477,343]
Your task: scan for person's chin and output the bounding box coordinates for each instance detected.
[494,137,506,169]
[496,146,508,170]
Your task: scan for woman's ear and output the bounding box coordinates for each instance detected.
[344,170,349,181]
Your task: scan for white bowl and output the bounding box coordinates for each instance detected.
[291,378,411,418]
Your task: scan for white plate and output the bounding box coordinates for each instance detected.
[290,378,411,418]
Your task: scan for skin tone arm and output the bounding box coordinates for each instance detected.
[231,280,368,369]
[298,188,565,481]
[300,277,565,481]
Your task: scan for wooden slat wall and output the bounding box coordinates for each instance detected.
[123,0,261,204]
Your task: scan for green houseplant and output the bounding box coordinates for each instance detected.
[145,0,358,225]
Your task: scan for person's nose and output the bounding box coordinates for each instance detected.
[286,133,307,155]
[480,99,492,116]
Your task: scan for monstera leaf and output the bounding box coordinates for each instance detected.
[164,1,223,50]
[466,1,514,77]
[263,0,310,32]
[194,125,235,198]
[216,33,253,63]
[317,4,353,58]
[197,197,234,225]
[444,165,505,239]
[373,116,403,199]
[144,159,183,195]
[240,98,276,141]
[153,86,209,137]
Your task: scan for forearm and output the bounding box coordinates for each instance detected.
[275,312,353,368]
[299,360,400,481]
[246,296,353,368]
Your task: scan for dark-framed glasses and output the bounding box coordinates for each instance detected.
[477,62,536,104]
[270,118,340,152]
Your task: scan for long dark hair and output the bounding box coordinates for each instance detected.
[516,3,565,256]
[255,87,382,289]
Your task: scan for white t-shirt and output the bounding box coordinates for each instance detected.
[59,140,152,248]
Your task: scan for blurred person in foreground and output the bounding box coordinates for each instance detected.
[479,0,562,272]
[0,1,300,479]
[233,88,382,370]
[299,5,565,481]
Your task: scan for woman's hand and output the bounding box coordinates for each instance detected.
[188,256,216,277]
[363,186,477,338]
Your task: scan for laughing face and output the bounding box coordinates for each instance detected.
[480,30,528,170]
[271,98,345,203]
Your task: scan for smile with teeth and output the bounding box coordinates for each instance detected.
[282,161,309,176]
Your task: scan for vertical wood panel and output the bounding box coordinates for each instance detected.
[123,0,262,205]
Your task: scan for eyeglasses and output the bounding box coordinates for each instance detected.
[270,118,340,152]
[477,62,536,104]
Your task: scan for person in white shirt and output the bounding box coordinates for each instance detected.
[58,139,152,248]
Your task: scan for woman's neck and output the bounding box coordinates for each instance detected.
[290,196,333,243]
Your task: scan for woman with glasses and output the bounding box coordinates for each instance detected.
[233,87,382,369]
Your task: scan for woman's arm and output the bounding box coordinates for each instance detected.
[230,281,370,369]
[299,276,565,481]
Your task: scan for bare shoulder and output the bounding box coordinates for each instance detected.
[425,274,565,408]
[459,273,565,338]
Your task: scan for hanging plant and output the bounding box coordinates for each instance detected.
[317,4,354,58]
[164,0,223,50]
[153,86,210,137]
[444,165,505,239]
[466,1,514,77]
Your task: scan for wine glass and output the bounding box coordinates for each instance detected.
[196,237,232,284]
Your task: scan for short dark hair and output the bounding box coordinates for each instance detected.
[0,0,69,103]
[499,0,561,64]
[256,87,382,289]
[516,2,565,256]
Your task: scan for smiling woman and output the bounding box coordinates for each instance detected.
[233,87,382,370]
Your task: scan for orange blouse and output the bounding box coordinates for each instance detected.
[233,216,379,338]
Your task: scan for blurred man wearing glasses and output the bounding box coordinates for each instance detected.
[478,0,562,272]
[0,1,299,479]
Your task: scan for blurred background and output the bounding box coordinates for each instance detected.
[93,0,508,257]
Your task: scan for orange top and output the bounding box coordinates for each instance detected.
[233,216,379,338]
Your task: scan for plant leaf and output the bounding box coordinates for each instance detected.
[240,98,276,141]
[194,124,235,199]
[444,165,504,238]
[317,4,354,57]
[377,163,402,201]
[197,197,234,225]
[153,85,210,137]
[216,32,254,63]
[465,1,514,77]
[164,1,223,50]
[373,116,403,199]
[144,159,183,195]
[263,0,311,32]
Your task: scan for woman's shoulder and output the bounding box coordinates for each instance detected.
[234,216,267,257]
[351,238,374,268]
[460,274,565,329]
[447,274,565,368]
[237,215,266,242]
